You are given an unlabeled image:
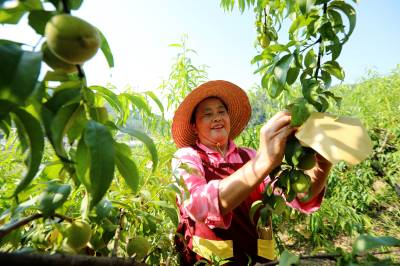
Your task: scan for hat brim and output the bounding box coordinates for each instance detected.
[172,80,251,148]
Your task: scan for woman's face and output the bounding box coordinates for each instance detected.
[192,97,231,147]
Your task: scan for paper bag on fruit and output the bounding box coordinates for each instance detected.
[295,112,373,165]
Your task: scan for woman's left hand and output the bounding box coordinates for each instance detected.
[315,153,332,172]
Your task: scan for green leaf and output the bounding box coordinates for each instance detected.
[44,88,81,113]
[259,206,270,226]
[13,113,29,153]
[0,43,42,103]
[50,103,80,157]
[238,0,245,13]
[66,104,87,142]
[267,44,290,53]
[329,35,342,60]
[38,181,71,216]
[286,66,300,85]
[315,0,330,4]
[144,91,164,116]
[279,249,300,266]
[84,121,115,209]
[261,73,270,89]
[274,54,294,86]
[12,108,44,196]
[285,0,296,17]
[317,95,329,112]
[68,0,84,10]
[0,116,11,137]
[352,234,400,255]
[329,0,356,43]
[152,201,178,227]
[162,206,179,227]
[322,60,345,80]
[75,136,90,188]
[276,169,290,189]
[0,98,16,115]
[304,48,317,68]
[42,162,63,179]
[298,0,314,15]
[90,86,123,121]
[319,21,336,39]
[288,99,312,127]
[121,127,158,172]
[114,142,140,194]
[98,30,114,68]
[284,136,303,166]
[301,79,321,110]
[43,70,70,82]
[28,10,54,35]
[323,90,341,107]
[328,9,344,33]
[89,107,109,124]
[320,70,332,88]
[289,14,306,36]
[267,76,284,99]
[123,93,152,115]
[0,3,26,24]
[249,200,263,224]
[95,199,113,220]
[22,0,43,10]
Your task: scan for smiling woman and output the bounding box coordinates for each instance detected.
[171,80,332,265]
[191,97,231,155]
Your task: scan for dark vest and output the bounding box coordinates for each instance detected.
[174,145,271,265]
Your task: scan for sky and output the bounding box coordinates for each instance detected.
[1,0,400,94]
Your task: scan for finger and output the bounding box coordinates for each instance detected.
[268,114,292,133]
[266,111,291,126]
[275,124,296,139]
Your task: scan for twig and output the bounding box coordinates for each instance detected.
[263,8,268,35]
[0,213,42,239]
[314,3,328,81]
[0,212,74,239]
[314,37,323,81]
[77,65,85,79]
[53,213,74,223]
[300,38,321,54]
[377,131,390,153]
[61,0,71,14]
[112,208,125,257]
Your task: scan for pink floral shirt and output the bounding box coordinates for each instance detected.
[172,140,324,230]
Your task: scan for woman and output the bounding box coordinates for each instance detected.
[171,80,331,265]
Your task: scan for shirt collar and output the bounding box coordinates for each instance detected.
[195,139,238,157]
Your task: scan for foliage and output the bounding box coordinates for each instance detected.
[222,0,353,123]
[0,0,208,262]
[1,0,400,265]
[224,0,400,263]
[240,68,400,264]
[0,0,171,263]
[222,1,359,232]
[160,34,209,113]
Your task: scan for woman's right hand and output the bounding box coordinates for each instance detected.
[258,111,296,172]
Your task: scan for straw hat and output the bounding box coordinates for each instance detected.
[172,80,251,148]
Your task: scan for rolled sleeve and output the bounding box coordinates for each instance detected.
[172,148,232,229]
[286,188,325,214]
[256,176,324,214]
